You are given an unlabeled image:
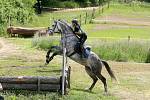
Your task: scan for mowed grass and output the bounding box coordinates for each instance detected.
[99,2,150,18]
[83,24,150,39]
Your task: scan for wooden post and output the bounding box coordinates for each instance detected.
[61,39,66,95]
[102,1,104,13]
[92,8,96,19]
[99,6,101,14]
[98,0,101,14]
[85,12,88,24]
[79,14,82,26]
[128,36,130,42]
[128,35,131,46]
[90,8,95,23]
[52,17,55,23]
[67,66,71,89]
[107,1,110,8]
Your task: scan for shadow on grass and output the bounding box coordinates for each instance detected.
[36,69,61,73]
[0,90,60,97]
[71,88,96,94]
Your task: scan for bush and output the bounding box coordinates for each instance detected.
[41,0,79,8]
[63,1,79,8]
[0,0,36,36]
[32,35,59,50]
[145,48,150,63]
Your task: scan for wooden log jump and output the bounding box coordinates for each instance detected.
[0,76,60,91]
[7,26,52,37]
[0,66,71,93]
[0,76,60,84]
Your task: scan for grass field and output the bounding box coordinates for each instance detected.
[0,38,150,100]
[84,24,150,39]
[83,3,150,39]
[0,2,150,100]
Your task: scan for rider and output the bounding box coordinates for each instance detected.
[72,19,87,57]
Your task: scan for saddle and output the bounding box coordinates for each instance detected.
[74,43,91,58]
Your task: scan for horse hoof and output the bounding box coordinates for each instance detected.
[103,92,109,96]
[84,88,91,92]
[44,62,49,66]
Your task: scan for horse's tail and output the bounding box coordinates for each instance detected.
[101,60,117,81]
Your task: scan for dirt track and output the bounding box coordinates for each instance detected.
[95,14,150,26]
[0,38,21,59]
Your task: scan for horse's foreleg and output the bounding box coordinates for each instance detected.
[45,46,62,65]
[46,49,52,64]
[48,52,58,62]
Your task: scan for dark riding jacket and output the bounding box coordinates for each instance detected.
[73,25,87,45]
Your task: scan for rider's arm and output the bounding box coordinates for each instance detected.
[79,32,87,45]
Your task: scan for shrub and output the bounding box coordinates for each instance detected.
[145,48,150,63]
[62,1,79,8]
[0,0,36,36]
[32,35,59,50]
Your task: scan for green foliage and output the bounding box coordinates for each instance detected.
[145,49,150,63]
[0,0,36,36]
[62,1,80,8]
[41,0,79,8]
[41,0,102,8]
[32,35,60,50]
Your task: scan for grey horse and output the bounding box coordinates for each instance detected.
[45,20,117,93]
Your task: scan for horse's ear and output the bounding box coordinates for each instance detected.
[54,20,57,23]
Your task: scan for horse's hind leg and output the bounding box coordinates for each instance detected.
[96,72,107,93]
[85,66,98,91]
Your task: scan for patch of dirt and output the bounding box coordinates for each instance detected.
[68,60,150,100]
[0,43,2,49]
[0,38,45,62]
[0,38,21,59]
[108,61,150,100]
[54,7,99,12]
[92,24,147,31]
[112,88,149,100]
[95,14,150,26]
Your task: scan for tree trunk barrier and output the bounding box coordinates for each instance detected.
[0,66,71,94]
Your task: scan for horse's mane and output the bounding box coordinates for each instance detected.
[58,20,79,40]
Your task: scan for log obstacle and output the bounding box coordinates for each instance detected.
[7,26,52,37]
[0,66,71,94]
[0,76,60,91]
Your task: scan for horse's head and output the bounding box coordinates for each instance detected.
[47,20,74,35]
[47,21,59,35]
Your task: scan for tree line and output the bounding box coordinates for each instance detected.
[0,0,36,35]
[40,0,150,8]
